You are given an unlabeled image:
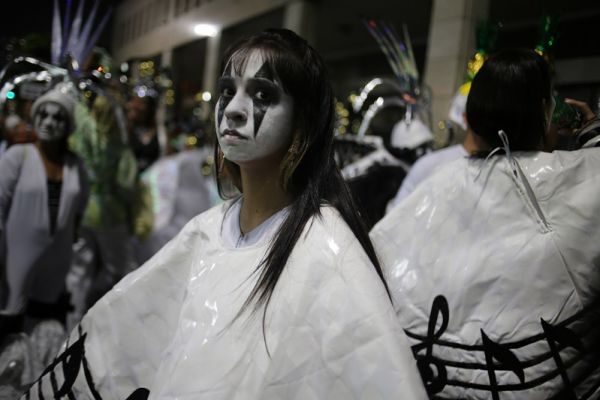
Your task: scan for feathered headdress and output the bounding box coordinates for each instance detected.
[353,20,426,116]
[352,19,432,149]
[0,0,113,111]
[51,0,113,71]
[363,20,419,97]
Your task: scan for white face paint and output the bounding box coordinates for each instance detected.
[34,102,69,141]
[215,50,294,164]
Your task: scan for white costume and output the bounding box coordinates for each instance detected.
[387,144,467,211]
[372,148,600,399]
[134,148,218,264]
[26,201,427,399]
[0,144,88,315]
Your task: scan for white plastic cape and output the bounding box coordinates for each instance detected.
[25,203,427,399]
[371,149,600,399]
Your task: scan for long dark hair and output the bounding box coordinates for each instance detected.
[466,48,552,151]
[214,29,390,323]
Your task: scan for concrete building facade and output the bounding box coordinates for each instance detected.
[111,0,600,145]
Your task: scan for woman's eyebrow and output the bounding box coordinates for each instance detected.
[217,76,234,85]
[253,63,275,82]
[247,77,280,88]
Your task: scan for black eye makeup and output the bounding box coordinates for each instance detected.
[217,77,236,97]
[39,104,67,122]
[247,79,280,105]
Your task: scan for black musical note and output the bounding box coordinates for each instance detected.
[541,318,584,400]
[412,295,449,395]
[25,327,151,400]
[35,332,87,398]
[481,330,525,400]
[125,388,150,400]
[403,297,600,398]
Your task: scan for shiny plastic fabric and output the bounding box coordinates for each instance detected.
[372,149,600,399]
[26,203,427,399]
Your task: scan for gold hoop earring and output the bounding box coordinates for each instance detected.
[288,139,300,159]
[218,151,225,174]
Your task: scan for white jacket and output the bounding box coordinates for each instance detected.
[372,148,600,400]
[26,202,426,399]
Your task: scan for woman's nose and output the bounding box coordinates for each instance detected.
[224,93,250,123]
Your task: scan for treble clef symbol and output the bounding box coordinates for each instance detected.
[412,295,449,396]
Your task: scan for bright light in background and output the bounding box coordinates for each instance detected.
[194,24,218,37]
[202,91,211,102]
[6,91,15,100]
[136,85,147,97]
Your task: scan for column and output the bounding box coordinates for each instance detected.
[157,48,173,154]
[200,31,222,120]
[283,0,317,45]
[202,32,221,97]
[423,0,489,146]
[161,48,172,67]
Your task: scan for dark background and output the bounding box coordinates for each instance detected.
[0,0,124,63]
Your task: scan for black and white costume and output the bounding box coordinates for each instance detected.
[372,144,600,399]
[26,201,426,399]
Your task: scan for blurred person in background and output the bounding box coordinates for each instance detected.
[126,93,160,173]
[0,85,88,340]
[133,132,218,265]
[67,48,141,326]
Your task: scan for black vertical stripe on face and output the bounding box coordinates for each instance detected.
[217,63,233,127]
[217,96,231,128]
[252,62,275,137]
[253,100,268,138]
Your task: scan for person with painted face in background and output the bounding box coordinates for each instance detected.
[0,85,89,340]
[371,49,600,399]
[126,94,160,173]
[25,29,427,399]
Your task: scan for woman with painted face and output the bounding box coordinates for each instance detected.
[25,29,427,399]
[372,49,600,399]
[0,86,89,339]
